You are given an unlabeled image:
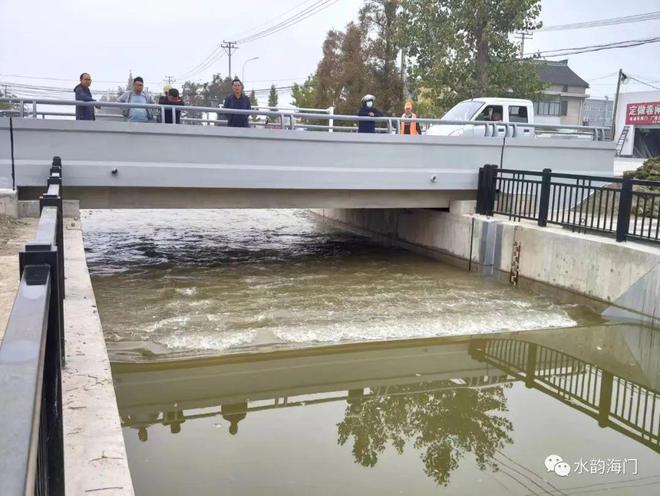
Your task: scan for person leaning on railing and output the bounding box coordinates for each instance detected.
[73,72,95,120]
[400,100,421,135]
[357,94,382,133]
[160,88,184,124]
[223,78,251,128]
[117,76,154,122]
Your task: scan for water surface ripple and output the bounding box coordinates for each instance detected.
[82,209,597,358]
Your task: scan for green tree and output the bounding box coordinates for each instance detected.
[400,0,545,116]
[249,89,258,122]
[0,88,14,110]
[291,75,319,109]
[359,0,404,116]
[268,84,278,109]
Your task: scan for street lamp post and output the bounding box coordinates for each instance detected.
[241,57,260,84]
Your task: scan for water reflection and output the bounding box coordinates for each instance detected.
[336,383,513,486]
[114,324,660,495]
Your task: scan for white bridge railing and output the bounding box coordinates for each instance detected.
[0,97,610,140]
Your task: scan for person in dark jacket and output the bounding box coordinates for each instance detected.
[74,73,95,120]
[161,88,184,124]
[357,94,382,133]
[223,78,251,128]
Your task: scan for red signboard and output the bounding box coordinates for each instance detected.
[625,101,660,125]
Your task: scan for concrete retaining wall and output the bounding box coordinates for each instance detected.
[314,206,660,322]
[63,219,135,495]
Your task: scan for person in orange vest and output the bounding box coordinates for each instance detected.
[400,101,421,135]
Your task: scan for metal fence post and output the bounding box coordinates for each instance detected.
[484,164,498,216]
[537,168,552,227]
[50,155,62,176]
[476,164,498,216]
[476,166,486,214]
[616,177,633,242]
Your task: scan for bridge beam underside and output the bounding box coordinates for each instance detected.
[18,187,472,209]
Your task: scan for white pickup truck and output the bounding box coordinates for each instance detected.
[426,97,535,137]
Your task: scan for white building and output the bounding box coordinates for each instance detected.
[613,90,660,158]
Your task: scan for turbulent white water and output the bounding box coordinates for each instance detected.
[82,209,594,358]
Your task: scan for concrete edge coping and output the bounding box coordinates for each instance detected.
[62,219,135,496]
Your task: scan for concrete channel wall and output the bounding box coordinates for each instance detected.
[314,206,660,323]
[62,216,135,495]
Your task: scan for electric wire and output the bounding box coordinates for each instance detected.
[538,10,660,31]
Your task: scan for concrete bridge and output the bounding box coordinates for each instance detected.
[1,115,615,209]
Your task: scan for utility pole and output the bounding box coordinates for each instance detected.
[400,48,407,100]
[222,41,239,79]
[611,69,627,140]
[164,75,175,85]
[514,30,532,58]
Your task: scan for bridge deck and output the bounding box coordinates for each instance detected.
[1,118,615,208]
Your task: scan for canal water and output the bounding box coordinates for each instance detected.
[82,209,660,495]
[83,209,598,361]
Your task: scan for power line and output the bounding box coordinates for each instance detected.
[173,0,332,82]
[525,36,660,58]
[231,0,320,40]
[175,46,225,80]
[538,10,660,31]
[0,73,150,85]
[237,0,339,44]
[627,75,660,91]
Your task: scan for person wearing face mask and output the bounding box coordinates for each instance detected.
[357,94,382,133]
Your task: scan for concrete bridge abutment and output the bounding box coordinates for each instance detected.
[313,205,660,324]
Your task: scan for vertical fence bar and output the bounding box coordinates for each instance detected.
[616,177,633,242]
[477,164,498,216]
[537,168,552,226]
[487,164,498,216]
[476,167,486,214]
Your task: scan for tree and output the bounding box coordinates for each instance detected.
[291,75,319,109]
[293,3,404,120]
[249,90,258,122]
[180,74,233,124]
[315,29,346,108]
[334,22,370,115]
[268,84,278,109]
[359,0,404,116]
[0,88,15,110]
[400,0,545,116]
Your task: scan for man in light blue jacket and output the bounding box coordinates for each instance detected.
[117,76,154,122]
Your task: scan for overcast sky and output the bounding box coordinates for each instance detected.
[0,0,658,106]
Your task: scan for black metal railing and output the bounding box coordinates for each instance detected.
[0,156,65,495]
[476,164,660,244]
[469,338,659,452]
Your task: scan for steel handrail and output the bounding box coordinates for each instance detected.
[0,156,66,495]
[0,97,608,139]
[0,266,52,495]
